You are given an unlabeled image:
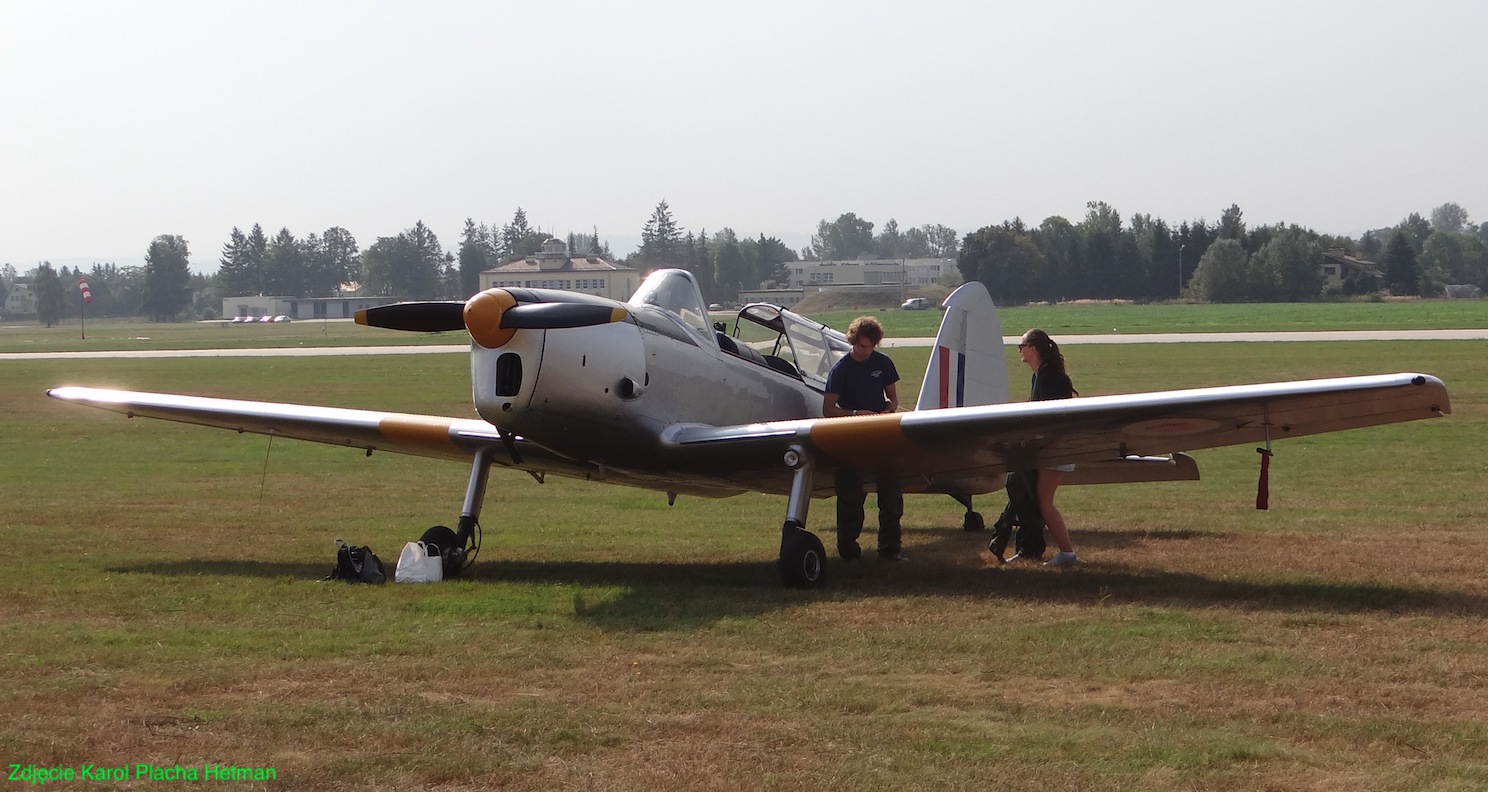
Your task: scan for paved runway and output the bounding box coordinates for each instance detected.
[4,329,1486,360]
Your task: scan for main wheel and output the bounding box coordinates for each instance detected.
[419,525,459,554]
[962,510,985,532]
[778,529,827,589]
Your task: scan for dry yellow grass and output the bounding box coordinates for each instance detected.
[2,339,1486,790]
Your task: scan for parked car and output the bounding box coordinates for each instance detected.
[901,297,929,310]
[230,316,249,324]
[272,315,291,323]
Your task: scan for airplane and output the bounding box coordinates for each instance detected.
[47,269,1452,587]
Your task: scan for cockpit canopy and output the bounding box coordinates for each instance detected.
[732,303,850,389]
[629,269,711,338]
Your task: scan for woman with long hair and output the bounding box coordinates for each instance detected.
[1018,329,1079,567]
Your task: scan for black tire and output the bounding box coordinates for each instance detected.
[419,525,459,556]
[962,510,985,532]
[778,529,827,589]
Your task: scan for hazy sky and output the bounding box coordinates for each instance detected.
[3,1,1484,273]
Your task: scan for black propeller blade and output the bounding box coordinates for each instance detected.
[355,302,467,333]
[499,303,628,330]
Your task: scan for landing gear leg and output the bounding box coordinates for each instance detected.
[444,446,493,578]
[778,445,826,589]
[952,493,984,532]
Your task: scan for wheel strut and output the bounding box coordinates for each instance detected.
[447,446,494,577]
[778,445,826,588]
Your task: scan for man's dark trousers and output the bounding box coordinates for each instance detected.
[835,466,904,558]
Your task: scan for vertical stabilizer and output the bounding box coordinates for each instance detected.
[915,281,1008,410]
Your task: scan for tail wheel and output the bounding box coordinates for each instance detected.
[779,529,827,589]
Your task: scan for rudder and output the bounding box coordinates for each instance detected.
[916,281,1008,410]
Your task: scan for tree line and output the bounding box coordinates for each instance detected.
[6,200,1485,325]
[630,203,962,304]
[8,236,211,327]
[959,201,1488,306]
[631,200,798,304]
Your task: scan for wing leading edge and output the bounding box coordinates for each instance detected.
[49,371,1449,501]
[43,386,622,483]
[665,372,1449,494]
[44,386,747,498]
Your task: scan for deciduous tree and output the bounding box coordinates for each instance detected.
[876,219,905,259]
[361,221,448,299]
[1187,238,1249,302]
[1248,225,1323,302]
[1430,202,1470,235]
[311,227,359,296]
[806,213,875,260]
[958,223,1044,306]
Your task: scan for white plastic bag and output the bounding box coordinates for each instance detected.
[395,541,443,584]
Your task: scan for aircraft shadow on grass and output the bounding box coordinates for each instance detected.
[112,525,1488,632]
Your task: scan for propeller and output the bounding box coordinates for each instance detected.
[356,290,630,348]
[354,301,466,333]
[499,303,629,330]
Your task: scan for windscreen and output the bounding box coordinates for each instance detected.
[630,270,710,337]
[780,313,844,386]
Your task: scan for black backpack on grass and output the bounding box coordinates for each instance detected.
[326,540,386,584]
[988,470,1047,561]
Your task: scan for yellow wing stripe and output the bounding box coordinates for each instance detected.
[809,413,926,465]
[379,415,458,451]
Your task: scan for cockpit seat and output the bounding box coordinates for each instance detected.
[763,355,799,377]
[717,333,768,367]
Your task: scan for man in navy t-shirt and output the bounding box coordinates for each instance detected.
[822,316,904,561]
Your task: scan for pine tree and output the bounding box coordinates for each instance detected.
[33,262,67,327]
[245,224,268,295]
[640,201,682,268]
[142,235,193,321]
[218,227,253,296]
[1383,230,1420,295]
[459,218,491,297]
[264,227,304,296]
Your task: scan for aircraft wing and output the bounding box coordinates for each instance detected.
[49,372,1450,501]
[662,373,1450,495]
[44,386,602,478]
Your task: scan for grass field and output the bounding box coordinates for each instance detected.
[0,317,461,355]
[809,299,1488,339]
[3,324,1487,789]
[6,297,1488,355]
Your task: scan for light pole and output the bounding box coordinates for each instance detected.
[1177,244,1186,297]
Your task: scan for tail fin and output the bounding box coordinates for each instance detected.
[915,281,1008,410]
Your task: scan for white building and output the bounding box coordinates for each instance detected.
[786,257,953,289]
[736,288,805,308]
[222,295,406,321]
[5,283,37,315]
[480,238,640,301]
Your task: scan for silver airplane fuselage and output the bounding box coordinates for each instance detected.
[470,271,826,476]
